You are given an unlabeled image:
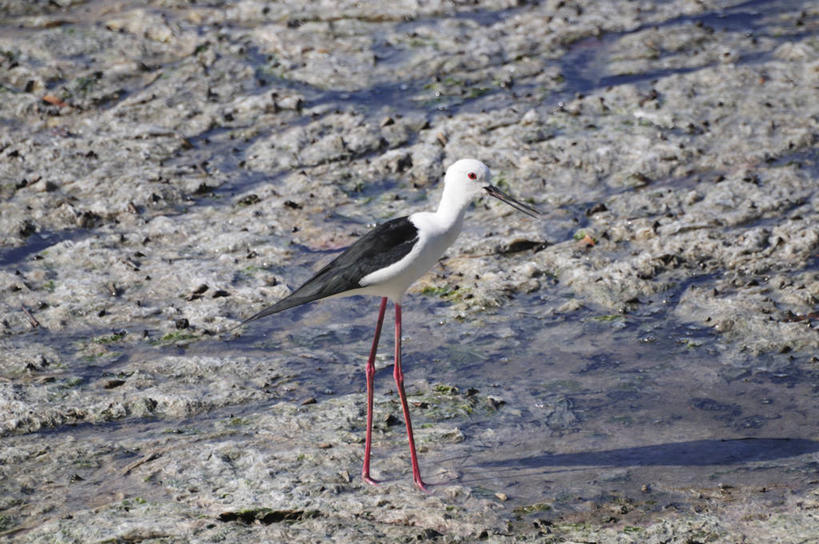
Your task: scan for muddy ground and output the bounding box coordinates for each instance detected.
[1,0,817,542]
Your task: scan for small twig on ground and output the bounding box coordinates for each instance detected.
[21,305,40,328]
[122,451,164,476]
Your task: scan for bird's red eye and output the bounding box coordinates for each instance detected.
[467,172,477,180]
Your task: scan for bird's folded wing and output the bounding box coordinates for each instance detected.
[237,216,419,324]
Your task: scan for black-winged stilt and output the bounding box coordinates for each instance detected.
[236,158,541,490]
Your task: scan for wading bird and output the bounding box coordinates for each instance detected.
[236,158,541,490]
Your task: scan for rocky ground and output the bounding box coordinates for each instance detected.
[1,0,817,542]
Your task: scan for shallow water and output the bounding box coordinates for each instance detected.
[218,281,819,514]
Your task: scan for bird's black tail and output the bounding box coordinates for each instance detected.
[227,292,324,333]
[237,294,318,326]
[227,261,359,333]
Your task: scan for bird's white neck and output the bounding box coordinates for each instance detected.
[435,180,474,230]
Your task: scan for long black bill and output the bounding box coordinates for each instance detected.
[484,185,542,218]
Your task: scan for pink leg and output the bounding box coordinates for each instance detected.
[393,303,427,491]
[362,297,388,486]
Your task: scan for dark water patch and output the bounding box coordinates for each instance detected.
[448,5,518,27]
[244,45,314,96]
[480,438,819,469]
[769,148,819,178]
[554,0,810,100]
[554,33,705,97]
[0,228,89,267]
[449,435,819,514]
[311,80,429,115]
[629,172,708,196]
[577,354,623,374]
[654,0,811,37]
[245,41,431,119]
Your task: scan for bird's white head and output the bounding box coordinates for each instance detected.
[444,158,492,198]
[439,158,542,219]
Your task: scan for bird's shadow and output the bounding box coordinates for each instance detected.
[460,437,819,473]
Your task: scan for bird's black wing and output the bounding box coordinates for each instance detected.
[238,216,418,325]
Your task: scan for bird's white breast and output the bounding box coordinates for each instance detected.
[357,211,464,302]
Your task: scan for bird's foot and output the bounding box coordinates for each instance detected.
[362,474,380,486]
[414,478,429,493]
